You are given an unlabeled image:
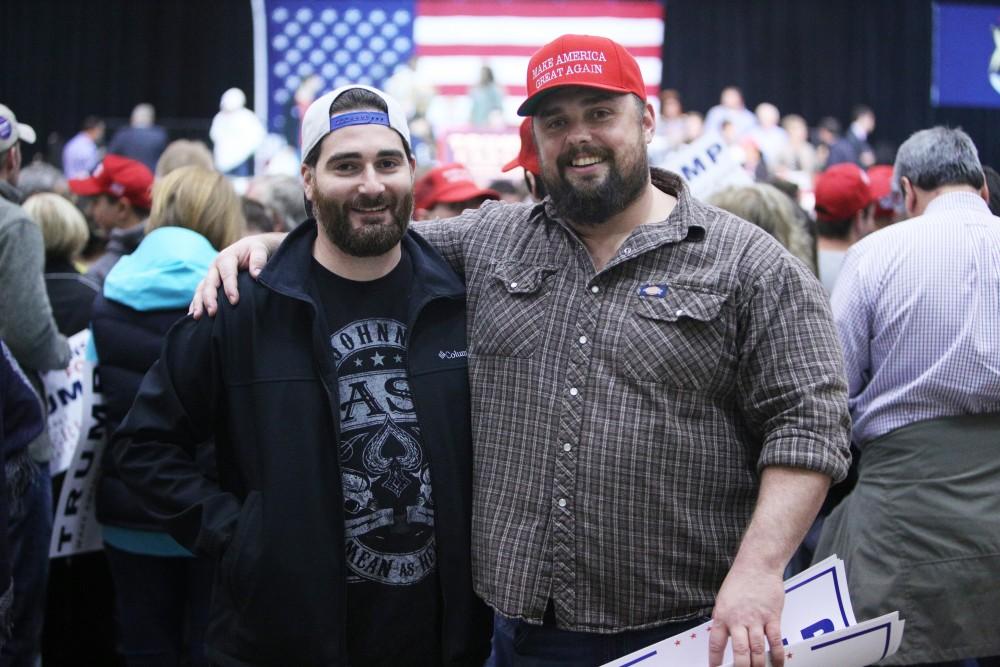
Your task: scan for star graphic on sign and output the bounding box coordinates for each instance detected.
[371,352,385,367]
[690,633,697,639]
[674,640,681,646]
[354,358,363,368]
[393,355,402,363]
[787,653,793,660]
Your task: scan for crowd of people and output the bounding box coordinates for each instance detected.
[647,86,884,187]
[0,28,998,667]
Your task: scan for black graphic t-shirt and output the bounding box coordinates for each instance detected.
[312,249,441,666]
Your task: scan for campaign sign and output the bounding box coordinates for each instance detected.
[660,132,752,200]
[932,3,1000,108]
[49,362,107,558]
[603,557,902,667]
[751,613,905,667]
[41,330,90,475]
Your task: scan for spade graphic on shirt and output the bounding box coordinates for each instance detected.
[328,317,436,586]
[364,414,422,497]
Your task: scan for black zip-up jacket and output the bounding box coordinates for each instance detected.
[112,221,491,666]
[92,297,193,531]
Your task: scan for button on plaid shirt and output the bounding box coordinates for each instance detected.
[416,169,851,632]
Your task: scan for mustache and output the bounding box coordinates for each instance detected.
[348,193,391,210]
[557,145,614,169]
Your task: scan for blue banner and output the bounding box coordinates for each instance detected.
[932,2,1000,108]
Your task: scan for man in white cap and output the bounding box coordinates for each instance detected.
[195,35,850,667]
[110,86,490,666]
[0,103,70,666]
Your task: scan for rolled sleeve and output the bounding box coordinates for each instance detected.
[736,255,852,482]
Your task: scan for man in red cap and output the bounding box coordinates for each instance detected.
[500,118,547,201]
[69,154,154,285]
[867,164,901,229]
[195,34,849,667]
[413,163,499,220]
[813,163,875,293]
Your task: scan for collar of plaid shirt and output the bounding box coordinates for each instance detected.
[417,168,851,632]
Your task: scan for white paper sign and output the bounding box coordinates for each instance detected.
[659,132,753,200]
[41,330,91,475]
[49,361,106,559]
[721,613,906,667]
[603,557,903,667]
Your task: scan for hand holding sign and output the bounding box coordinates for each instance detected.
[602,557,902,667]
[720,613,905,667]
[709,564,786,667]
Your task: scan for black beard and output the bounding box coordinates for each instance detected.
[314,190,413,257]
[541,143,649,226]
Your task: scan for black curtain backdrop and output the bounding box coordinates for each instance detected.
[1,0,254,163]
[2,0,997,169]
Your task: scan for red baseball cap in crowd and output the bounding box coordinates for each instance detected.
[814,163,872,222]
[501,118,542,176]
[69,154,154,210]
[414,163,500,211]
[867,165,896,219]
[517,34,646,116]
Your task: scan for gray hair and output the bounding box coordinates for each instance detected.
[156,139,214,178]
[893,126,984,193]
[247,174,308,230]
[131,103,155,127]
[18,162,68,198]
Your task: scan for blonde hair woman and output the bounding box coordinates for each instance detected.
[23,193,99,335]
[146,165,243,249]
[88,166,243,666]
[23,192,89,262]
[708,183,818,275]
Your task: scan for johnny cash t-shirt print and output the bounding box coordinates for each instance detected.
[311,249,441,665]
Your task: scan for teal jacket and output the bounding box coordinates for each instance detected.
[93,226,218,556]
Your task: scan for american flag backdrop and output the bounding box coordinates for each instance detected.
[252,0,664,146]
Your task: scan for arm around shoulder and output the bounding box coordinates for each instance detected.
[410,199,513,276]
[191,231,286,318]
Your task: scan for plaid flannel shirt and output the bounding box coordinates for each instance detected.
[416,169,851,632]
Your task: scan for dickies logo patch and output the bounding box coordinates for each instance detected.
[638,284,669,298]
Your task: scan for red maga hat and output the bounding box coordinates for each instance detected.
[69,154,154,210]
[501,118,541,176]
[814,163,872,222]
[517,34,646,116]
[414,163,499,211]
[867,165,896,219]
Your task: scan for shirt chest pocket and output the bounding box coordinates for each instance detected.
[623,287,729,390]
[471,262,559,359]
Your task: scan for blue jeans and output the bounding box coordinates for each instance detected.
[488,610,708,667]
[103,545,213,667]
[0,456,52,667]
